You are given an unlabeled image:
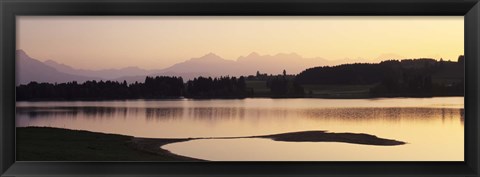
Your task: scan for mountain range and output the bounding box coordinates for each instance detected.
[16,50,374,85]
[17,50,99,85]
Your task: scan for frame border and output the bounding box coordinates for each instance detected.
[1,0,479,176]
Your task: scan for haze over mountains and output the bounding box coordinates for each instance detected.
[17,49,377,85]
[44,60,151,80]
[16,50,99,85]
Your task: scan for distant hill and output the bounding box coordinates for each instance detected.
[296,58,464,97]
[297,58,464,85]
[16,50,99,85]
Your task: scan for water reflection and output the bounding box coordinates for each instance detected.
[16,98,464,161]
[17,106,463,124]
[459,109,465,125]
[146,108,184,120]
[17,106,127,119]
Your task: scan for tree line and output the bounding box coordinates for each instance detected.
[264,70,305,97]
[185,76,248,98]
[17,57,464,100]
[296,57,464,97]
[16,76,248,101]
[369,59,464,97]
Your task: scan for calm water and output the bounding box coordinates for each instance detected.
[16,97,464,161]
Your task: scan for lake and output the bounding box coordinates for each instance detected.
[16,97,464,161]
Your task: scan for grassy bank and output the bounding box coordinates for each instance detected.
[16,127,200,161]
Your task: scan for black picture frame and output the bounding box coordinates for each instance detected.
[1,0,479,176]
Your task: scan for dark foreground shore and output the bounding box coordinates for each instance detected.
[16,127,200,161]
[17,127,405,161]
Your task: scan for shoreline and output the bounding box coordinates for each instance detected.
[16,127,203,161]
[17,127,406,161]
[128,137,204,161]
[16,95,464,102]
[134,131,406,161]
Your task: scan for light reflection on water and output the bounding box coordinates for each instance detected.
[16,97,464,161]
[17,106,463,123]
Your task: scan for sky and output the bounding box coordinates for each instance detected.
[17,16,463,70]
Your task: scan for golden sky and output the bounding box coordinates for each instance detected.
[17,16,463,70]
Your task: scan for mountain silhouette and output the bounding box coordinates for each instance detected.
[17,50,372,84]
[144,52,333,81]
[44,60,151,80]
[235,52,329,75]
[149,53,238,78]
[16,50,99,85]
